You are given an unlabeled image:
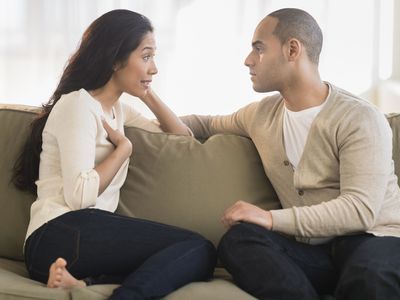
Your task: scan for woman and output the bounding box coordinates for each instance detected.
[13,9,216,300]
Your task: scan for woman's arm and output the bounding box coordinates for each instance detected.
[95,119,132,195]
[54,97,133,209]
[140,89,191,135]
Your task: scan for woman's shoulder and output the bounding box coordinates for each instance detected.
[47,89,102,129]
[54,89,99,113]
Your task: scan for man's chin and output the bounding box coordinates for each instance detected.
[252,85,266,93]
[252,85,274,93]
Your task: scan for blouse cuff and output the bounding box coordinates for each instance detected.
[71,169,100,209]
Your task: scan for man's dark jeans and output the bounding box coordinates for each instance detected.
[218,222,400,300]
[25,209,217,300]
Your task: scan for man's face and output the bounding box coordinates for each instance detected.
[244,17,287,93]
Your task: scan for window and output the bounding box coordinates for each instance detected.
[0,0,395,116]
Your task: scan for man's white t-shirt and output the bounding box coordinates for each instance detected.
[283,89,330,169]
[282,88,330,245]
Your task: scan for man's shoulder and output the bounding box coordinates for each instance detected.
[258,93,283,105]
[331,84,372,108]
[328,84,386,127]
[249,93,283,115]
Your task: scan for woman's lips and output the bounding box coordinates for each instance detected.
[141,80,152,88]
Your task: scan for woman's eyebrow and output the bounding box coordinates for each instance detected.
[141,46,156,52]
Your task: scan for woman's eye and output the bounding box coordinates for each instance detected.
[143,54,155,61]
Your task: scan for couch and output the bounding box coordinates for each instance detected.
[1,103,400,300]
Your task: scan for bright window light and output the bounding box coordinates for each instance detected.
[0,0,396,116]
[379,0,393,79]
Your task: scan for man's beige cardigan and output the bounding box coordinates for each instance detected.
[182,83,400,243]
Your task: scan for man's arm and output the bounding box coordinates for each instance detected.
[180,102,259,139]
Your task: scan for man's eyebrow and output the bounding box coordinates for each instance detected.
[252,41,264,47]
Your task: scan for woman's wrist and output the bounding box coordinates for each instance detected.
[115,139,132,157]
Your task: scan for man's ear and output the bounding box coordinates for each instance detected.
[286,38,302,62]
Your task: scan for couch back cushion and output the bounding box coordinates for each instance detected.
[0,106,38,260]
[1,105,400,261]
[387,113,400,182]
[118,128,281,246]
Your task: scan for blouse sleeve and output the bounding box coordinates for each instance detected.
[122,100,162,132]
[50,97,100,210]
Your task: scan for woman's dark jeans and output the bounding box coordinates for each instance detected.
[218,222,400,300]
[25,209,217,300]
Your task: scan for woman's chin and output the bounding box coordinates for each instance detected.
[125,88,146,98]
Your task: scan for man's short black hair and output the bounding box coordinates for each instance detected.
[268,8,323,65]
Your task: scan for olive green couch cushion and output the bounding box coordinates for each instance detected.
[387,113,400,186]
[0,106,38,261]
[0,258,256,300]
[118,127,281,246]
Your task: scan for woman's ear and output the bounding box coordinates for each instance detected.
[113,62,122,72]
[286,38,302,62]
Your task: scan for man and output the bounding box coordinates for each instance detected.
[182,8,400,300]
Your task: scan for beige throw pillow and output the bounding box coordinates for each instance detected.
[118,127,281,246]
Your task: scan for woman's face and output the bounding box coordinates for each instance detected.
[112,32,157,98]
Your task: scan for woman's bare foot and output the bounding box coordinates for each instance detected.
[47,258,86,289]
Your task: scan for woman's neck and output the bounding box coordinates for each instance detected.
[89,81,122,116]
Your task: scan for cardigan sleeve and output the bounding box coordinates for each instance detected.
[180,102,259,139]
[271,105,392,237]
[50,98,100,210]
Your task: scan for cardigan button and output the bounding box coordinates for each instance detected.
[283,160,290,166]
[298,190,304,196]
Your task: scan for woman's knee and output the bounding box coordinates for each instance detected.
[191,238,217,264]
[177,238,217,280]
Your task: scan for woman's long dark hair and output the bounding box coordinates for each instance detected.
[13,9,153,195]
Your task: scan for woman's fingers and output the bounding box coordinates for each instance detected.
[101,118,120,146]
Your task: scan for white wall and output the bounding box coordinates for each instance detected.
[0,0,398,116]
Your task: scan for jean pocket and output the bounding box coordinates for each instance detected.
[27,221,80,278]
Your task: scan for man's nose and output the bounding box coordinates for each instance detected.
[244,53,253,67]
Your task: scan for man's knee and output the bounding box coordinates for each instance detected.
[217,222,273,259]
[218,223,252,249]
[337,260,400,300]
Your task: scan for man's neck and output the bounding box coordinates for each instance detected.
[281,80,329,111]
